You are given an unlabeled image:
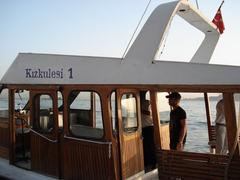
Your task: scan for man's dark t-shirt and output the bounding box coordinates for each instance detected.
[170,106,187,150]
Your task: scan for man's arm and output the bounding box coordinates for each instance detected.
[177,118,187,151]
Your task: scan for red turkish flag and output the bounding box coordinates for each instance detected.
[212,9,225,34]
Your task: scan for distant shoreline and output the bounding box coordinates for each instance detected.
[182,96,221,101]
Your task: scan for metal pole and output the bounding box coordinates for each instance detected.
[195,0,199,9]
[219,0,225,10]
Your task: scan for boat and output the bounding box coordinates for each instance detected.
[0,0,240,179]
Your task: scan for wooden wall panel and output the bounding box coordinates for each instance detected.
[227,156,240,179]
[157,150,229,179]
[121,135,144,179]
[0,120,9,159]
[63,137,113,180]
[0,120,9,147]
[31,131,59,177]
[0,146,9,159]
[160,124,170,150]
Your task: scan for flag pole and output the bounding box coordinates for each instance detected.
[219,0,225,10]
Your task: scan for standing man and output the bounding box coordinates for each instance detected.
[166,92,187,151]
[140,91,156,172]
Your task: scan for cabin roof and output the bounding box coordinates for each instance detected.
[1,53,240,85]
[1,0,239,86]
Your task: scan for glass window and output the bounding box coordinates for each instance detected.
[14,90,30,133]
[234,93,240,126]
[33,94,54,134]
[68,91,103,139]
[70,91,91,110]
[157,92,171,124]
[0,89,8,119]
[111,92,117,132]
[58,91,63,128]
[15,90,29,111]
[121,93,138,132]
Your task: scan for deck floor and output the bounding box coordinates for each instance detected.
[127,169,159,180]
[0,157,159,180]
[0,157,56,180]
[142,169,159,180]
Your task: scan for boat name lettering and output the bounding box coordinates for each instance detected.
[25,68,73,79]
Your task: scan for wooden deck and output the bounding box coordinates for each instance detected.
[0,157,56,180]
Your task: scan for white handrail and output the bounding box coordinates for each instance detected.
[30,129,58,143]
[64,135,112,145]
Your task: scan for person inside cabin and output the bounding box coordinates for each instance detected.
[166,92,187,151]
[140,91,156,172]
[215,99,228,155]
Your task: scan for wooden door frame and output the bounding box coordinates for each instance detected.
[30,88,62,177]
[8,86,60,164]
[116,88,144,179]
[30,89,59,139]
[62,85,118,179]
[223,93,239,154]
[149,90,162,150]
[62,85,112,137]
[9,88,15,164]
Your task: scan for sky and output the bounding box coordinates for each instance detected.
[0,0,240,79]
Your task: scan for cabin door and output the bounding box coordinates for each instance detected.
[117,89,144,179]
[63,90,113,179]
[30,90,61,177]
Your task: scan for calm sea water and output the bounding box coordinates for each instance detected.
[0,98,218,153]
[180,99,218,152]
